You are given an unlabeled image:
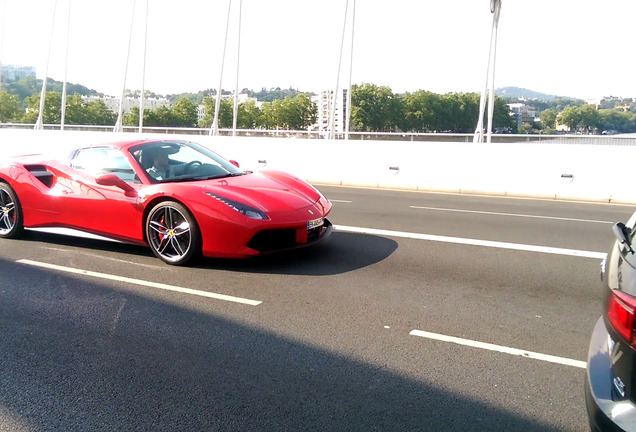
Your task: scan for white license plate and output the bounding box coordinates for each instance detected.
[307,217,324,230]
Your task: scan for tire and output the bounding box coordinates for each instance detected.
[0,183,23,239]
[146,201,201,265]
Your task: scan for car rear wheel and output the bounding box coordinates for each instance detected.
[146,201,201,265]
[0,183,23,239]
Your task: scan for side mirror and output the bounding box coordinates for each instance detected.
[96,173,137,198]
[613,222,634,254]
[230,160,240,168]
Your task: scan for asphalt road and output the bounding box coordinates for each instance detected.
[1,185,633,431]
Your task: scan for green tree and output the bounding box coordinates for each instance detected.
[62,94,89,124]
[539,109,557,129]
[171,97,198,127]
[84,99,117,125]
[0,90,22,122]
[122,106,140,126]
[558,106,581,132]
[237,100,262,129]
[199,97,233,128]
[492,97,516,132]
[598,110,636,133]
[518,122,534,134]
[442,92,481,133]
[274,94,316,130]
[123,105,177,127]
[153,105,174,126]
[4,76,41,104]
[248,87,299,103]
[54,94,117,126]
[401,92,513,133]
[402,90,443,132]
[260,101,278,129]
[579,104,600,133]
[350,84,400,132]
[123,106,163,127]
[22,91,62,124]
[257,94,315,130]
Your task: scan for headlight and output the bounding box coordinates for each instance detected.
[205,192,269,220]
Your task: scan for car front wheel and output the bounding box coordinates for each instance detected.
[146,201,201,265]
[0,183,23,239]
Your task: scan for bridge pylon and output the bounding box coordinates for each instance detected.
[473,0,502,143]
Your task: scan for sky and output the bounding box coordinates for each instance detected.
[1,0,635,100]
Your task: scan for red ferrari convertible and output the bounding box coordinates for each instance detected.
[0,139,332,265]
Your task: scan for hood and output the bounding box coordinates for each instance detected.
[192,170,323,212]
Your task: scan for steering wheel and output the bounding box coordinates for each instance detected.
[184,161,202,173]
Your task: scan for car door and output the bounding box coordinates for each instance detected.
[59,147,145,243]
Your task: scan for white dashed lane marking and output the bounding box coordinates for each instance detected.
[410,329,586,369]
[334,225,607,259]
[17,259,262,306]
[410,206,613,224]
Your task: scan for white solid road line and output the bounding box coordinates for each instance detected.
[40,247,162,269]
[410,206,613,224]
[17,259,262,306]
[334,225,607,259]
[410,329,587,369]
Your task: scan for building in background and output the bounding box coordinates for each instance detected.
[507,103,537,126]
[1,64,36,81]
[196,93,255,124]
[82,95,170,114]
[312,89,348,135]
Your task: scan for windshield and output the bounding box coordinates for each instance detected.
[131,141,244,183]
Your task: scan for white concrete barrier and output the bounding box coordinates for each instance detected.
[1,128,635,204]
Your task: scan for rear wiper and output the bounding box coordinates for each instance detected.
[614,222,635,254]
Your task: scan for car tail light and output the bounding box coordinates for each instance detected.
[608,290,636,344]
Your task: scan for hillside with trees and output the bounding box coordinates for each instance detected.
[1,77,635,135]
[497,87,636,134]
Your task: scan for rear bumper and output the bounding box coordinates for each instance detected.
[585,317,634,432]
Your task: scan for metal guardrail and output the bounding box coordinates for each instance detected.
[2,123,636,145]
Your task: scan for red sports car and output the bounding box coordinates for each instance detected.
[0,139,332,265]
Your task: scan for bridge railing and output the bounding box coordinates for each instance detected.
[2,123,636,145]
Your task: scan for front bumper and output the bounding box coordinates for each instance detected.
[198,201,333,258]
[585,317,636,432]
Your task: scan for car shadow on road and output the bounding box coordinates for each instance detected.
[0,257,568,432]
[20,230,399,276]
[21,229,155,257]
[199,231,399,275]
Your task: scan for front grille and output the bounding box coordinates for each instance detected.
[247,229,297,252]
[307,226,321,242]
[308,219,332,243]
[247,219,332,253]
